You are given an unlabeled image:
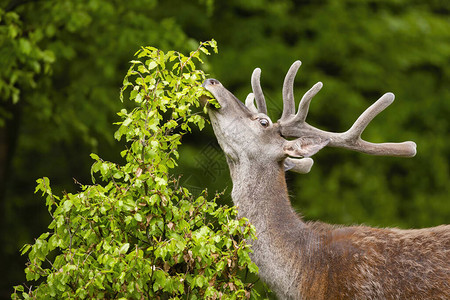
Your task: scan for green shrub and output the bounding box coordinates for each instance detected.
[12,41,259,299]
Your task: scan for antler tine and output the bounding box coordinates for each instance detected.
[345,92,394,140]
[245,93,258,113]
[281,60,302,120]
[295,82,323,123]
[333,92,417,157]
[251,68,268,115]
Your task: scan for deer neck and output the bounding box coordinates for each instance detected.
[228,157,312,298]
[228,158,306,233]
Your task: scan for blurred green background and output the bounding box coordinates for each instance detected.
[1,0,449,297]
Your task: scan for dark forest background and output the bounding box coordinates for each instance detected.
[1,0,449,297]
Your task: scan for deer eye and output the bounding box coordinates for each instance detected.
[259,118,270,128]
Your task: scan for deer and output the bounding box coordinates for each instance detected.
[201,60,450,300]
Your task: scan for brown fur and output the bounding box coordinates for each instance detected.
[303,222,450,299]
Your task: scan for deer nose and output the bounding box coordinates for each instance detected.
[202,78,220,87]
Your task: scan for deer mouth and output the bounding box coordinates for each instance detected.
[199,93,221,111]
[201,79,223,109]
[199,94,213,107]
[202,78,254,119]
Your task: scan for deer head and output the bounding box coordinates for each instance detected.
[202,60,416,175]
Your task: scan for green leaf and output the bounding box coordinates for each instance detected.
[148,60,158,70]
[153,270,167,292]
[134,213,143,222]
[20,244,31,255]
[62,199,72,212]
[119,243,130,254]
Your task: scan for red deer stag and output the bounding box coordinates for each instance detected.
[201,61,449,299]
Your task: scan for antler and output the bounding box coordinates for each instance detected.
[275,60,416,157]
[246,60,416,157]
[245,68,269,114]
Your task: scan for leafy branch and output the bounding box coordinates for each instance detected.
[12,41,260,300]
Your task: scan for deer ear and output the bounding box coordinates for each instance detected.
[283,137,330,158]
[284,157,314,174]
